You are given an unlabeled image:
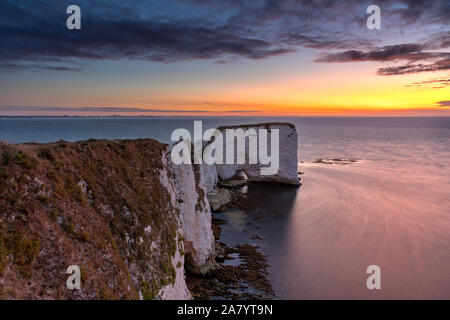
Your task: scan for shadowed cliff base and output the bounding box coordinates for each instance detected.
[185,217,275,300]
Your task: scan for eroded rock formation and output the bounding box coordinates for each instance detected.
[0,122,299,300]
[214,123,300,185]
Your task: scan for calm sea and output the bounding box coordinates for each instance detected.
[1,116,449,299]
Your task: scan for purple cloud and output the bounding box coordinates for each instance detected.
[436,101,450,107]
[0,0,448,71]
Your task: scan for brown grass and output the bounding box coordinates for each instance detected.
[0,139,181,300]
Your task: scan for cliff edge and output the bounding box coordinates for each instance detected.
[0,122,299,299]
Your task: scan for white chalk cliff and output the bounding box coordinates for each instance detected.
[159,122,299,299]
[157,158,193,300]
[214,123,300,185]
[166,145,216,273]
[0,125,298,300]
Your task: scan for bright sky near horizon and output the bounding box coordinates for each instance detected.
[0,0,449,116]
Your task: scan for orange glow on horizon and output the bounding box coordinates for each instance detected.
[2,61,448,117]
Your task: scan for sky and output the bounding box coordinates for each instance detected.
[0,0,449,116]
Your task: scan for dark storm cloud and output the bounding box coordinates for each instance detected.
[0,0,448,71]
[0,63,81,72]
[316,41,450,75]
[315,44,439,63]
[377,58,450,75]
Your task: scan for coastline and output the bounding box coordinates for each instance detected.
[2,117,449,299]
[0,122,300,299]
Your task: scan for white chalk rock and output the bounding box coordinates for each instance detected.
[166,147,216,275]
[215,123,300,185]
[158,233,192,300]
[200,163,218,194]
[158,159,192,300]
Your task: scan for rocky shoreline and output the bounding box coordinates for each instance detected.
[186,216,275,300]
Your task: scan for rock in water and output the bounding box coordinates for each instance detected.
[207,188,232,212]
[213,123,300,186]
[166,153,216,275]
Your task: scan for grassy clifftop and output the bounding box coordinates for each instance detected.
[0,139,183,299]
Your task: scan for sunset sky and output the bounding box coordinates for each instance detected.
[0,0,449,116]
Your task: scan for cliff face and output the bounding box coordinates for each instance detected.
[0,122,299,300]
[0,139,198,299]
[165,152,216,275]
